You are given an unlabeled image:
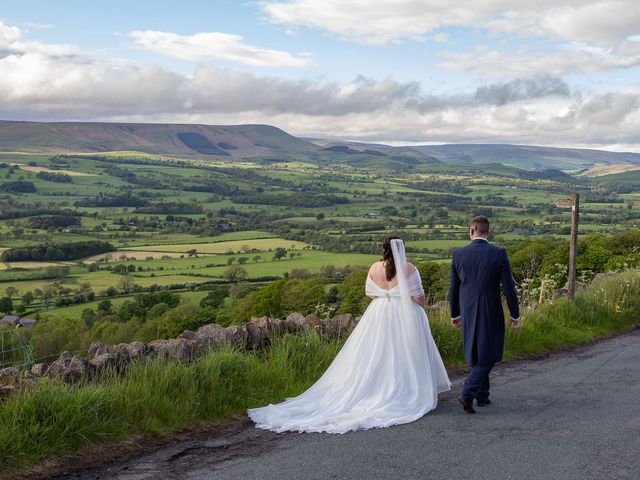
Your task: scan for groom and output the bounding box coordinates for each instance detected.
[449,216,520,414]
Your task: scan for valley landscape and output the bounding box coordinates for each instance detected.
[0,120,639,354]
[1,1,640,476]
[1,120,639,475]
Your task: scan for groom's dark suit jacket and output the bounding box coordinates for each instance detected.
[449,239,520,365]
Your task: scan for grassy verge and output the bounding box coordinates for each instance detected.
[1,269,638,471]
[0,333,342,471]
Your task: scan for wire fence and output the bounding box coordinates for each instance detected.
[0,328,34,370]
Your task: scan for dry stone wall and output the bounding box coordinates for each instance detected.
[0,312,361,392]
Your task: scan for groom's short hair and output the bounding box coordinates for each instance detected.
[470,216,490,235]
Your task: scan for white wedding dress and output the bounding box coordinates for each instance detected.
[248,240,451,434]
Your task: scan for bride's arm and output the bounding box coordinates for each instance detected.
[366,263,378,299]
[406,263,425,307]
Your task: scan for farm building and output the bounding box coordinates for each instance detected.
[0,315,37,328]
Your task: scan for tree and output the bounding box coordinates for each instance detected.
[81,308,96,328]
[187,249,197,258]
[316,213,325,220]
[97,299,113,314]
[200,286,230,309]
[224,265,248,282]
[45,265,70,280]
[336,268,370,315]
[416,261,450,305]
[135,291,180,310]
[252,255,262,263]
[40,285,56,310]
[238,256,248,265]
[118,275,136,294]
[4,286,18,298]
[273,247,287,261]
[282,277,328,314]
[226,257,236,265]
[21,291,34,306]
[326,286,339,303]
[147,303,170,319]
[42,285,57,301]
[117,300,145,322]
[135,304,204,342]
[246,280,285,318]
[113,264,127,274]
[290,268,311,279]
[0,297,13,314]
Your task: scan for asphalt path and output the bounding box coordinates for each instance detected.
[49,328,640,480]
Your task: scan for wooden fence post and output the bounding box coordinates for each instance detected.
[567,192,579,301]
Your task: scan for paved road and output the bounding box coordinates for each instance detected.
[51,329,640,480]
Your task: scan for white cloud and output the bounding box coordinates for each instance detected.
[0,20,78,58]
[0,22,22,43]
[1,20,640,151]
[261,1,640,46]
[128,30,311,67]
[439,40,640,76]
[535,2,640,46]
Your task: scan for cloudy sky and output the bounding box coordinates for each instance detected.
[2,0,640,150]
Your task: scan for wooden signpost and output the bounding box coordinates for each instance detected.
[555,192,580,301]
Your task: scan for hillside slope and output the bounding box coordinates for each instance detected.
[2,120,639,170]
[0,121,317,159]
[411,144,640,169]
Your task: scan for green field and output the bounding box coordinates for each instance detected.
[0,149,638,319]
[405,239,470,250]
[1,249,379,298]
[44,290,211,319]
[134,238,308,254]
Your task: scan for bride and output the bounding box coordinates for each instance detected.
[248,236,451,434]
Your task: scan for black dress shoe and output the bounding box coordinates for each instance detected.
[476,399,491,407]
[458,396,476,414]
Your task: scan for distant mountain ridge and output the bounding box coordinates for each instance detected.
[0,121,315,159]
[1,120,639,170]
[410,143,640,170]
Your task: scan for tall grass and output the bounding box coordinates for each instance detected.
[1,269,638,471]
[0,334,341,471]
[505,269,640,358]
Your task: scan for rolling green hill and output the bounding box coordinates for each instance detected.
[410,144,640,170]
[594,169,640,184]
[2,120,639,171]
[0,121,317,159]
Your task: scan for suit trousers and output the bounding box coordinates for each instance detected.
[461,362,493,401]
[461,341,494,401]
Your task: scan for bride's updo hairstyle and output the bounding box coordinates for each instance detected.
[381,235,401,281]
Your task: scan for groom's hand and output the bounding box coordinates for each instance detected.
[510,317,521,329]
[451,316,461,329]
